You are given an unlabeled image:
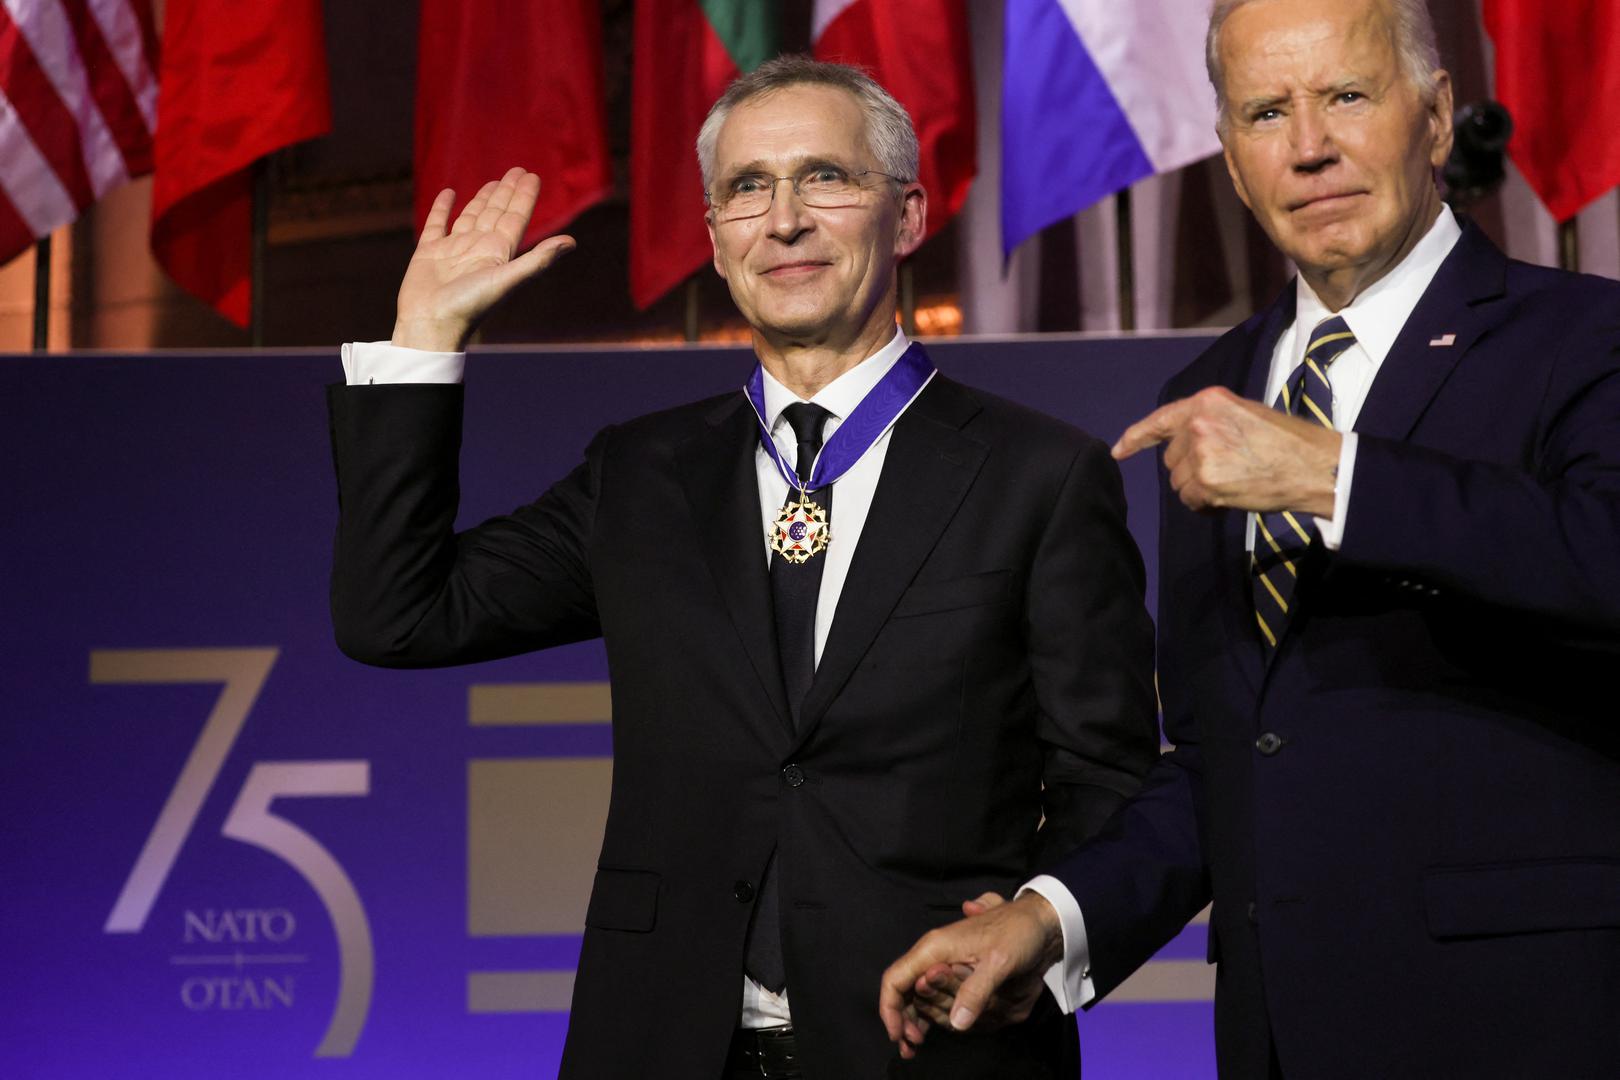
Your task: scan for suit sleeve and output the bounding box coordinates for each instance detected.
[1026,437,1161,867]
[327,382,604,667]
[1041,428,1215,1001]
[1340,312,1620,632]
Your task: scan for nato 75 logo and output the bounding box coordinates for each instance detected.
[92,648,373,1057]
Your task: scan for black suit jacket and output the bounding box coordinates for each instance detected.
[1051,224,1620,1077]
[328,363,1158,1079]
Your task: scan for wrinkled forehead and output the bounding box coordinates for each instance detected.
[1220,0,1399,98]
[713,84,871,176]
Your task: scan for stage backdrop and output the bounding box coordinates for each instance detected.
[1,334,1219,1078]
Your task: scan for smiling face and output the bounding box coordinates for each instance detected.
[1217,0,1453,307]
[705,83,925,358]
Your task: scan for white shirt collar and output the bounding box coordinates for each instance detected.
[1293,204,1462,366]
[759,329,912,432]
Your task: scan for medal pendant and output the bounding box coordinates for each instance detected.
[769,498,831,564]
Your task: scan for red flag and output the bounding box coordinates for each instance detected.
[415,0,610,249]
[629,1,778,309]
[150,1,330,327]
[812,0,976,240]
[0,0,158,265]
[1485,0,1620,222]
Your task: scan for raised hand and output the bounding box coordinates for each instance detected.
[391,167,576,352]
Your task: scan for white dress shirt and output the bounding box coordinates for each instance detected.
[342,328,921,1027]
[1023,205,1465,1013]
[752,330,918,662]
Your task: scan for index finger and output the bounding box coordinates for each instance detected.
[1112,399,1193,460]
[879,951,925,1040]
[880,934,953,1041]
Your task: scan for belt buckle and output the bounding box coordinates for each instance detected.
[748,1025,796,1079]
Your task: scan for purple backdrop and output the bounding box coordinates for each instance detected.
[0,335,1216,1077]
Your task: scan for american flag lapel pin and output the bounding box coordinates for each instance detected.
[1429,333,1456,347]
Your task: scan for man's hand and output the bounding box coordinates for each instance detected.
[391,167,576,352]
[1112,387,1341,517]
[878,892,1063,1059]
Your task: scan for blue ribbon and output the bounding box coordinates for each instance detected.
[744,342,937,493]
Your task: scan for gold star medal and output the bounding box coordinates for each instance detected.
[770,489,831,564]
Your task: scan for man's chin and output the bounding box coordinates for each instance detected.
[753,306,840,342]
[1280,229,1378,279]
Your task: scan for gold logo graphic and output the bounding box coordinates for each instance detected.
[93,648,375,1056]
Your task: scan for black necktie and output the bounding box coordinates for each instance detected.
[770,402,832,721]
[745,401,831,994]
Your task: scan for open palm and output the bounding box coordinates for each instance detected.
[392,167,575,352]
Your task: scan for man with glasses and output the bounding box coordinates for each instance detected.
[328,57,1157,1079]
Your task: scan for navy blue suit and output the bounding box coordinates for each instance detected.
[1052,223,1620,1077]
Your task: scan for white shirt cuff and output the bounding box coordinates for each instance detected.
[341,341,465,385]
[1312,431,1357,551]
[1018,875,1096,1011]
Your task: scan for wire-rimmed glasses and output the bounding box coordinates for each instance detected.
[706,164,904,222]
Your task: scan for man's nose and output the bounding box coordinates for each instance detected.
[764,176,812,239]
[1289,108,1335,170]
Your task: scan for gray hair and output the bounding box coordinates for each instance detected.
[695,55,919,193]
[1206,0,1441,131]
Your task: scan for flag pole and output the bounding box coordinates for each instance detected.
[251,158,269,347]
[31,236,51,352]
[1115,188,1136,332]
[684,277,700,342]
[1557,218,1579,273]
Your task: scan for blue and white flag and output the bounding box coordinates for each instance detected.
[1001,0,1221,256]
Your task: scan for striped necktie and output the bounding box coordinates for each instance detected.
[1253,315,1355,653]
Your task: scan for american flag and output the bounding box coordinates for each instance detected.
[0,0,158,265]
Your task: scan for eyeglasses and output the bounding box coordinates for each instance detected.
[706,165,904,222]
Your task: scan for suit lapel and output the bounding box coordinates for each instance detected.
[677,394,793,737]
[1353,222,1509,442]
[1268,224,1507,669]
[792,376,988,746]
[1234,289,1294,406]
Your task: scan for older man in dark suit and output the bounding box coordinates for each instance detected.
[881,1,1620,1076]
[328,57,1157,1079]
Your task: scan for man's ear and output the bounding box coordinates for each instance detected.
[894,184,927,259]
[1426,70,1455,169]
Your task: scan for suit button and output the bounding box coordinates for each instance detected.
[1255,732,1285,756]
[1247,900,1258,924]
[733,880,754,903]
[782,764,805,787]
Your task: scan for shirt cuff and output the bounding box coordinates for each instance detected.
[1017,875,1097,1012]
[1312,431,1357,551]
[341,341,465,385]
